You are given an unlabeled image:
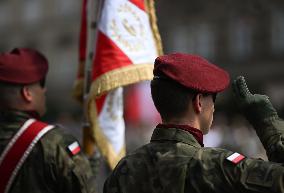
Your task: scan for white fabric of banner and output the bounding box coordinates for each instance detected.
[99,0,157,64]
[98,87,125,154]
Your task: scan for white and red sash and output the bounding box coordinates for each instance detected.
[0,119,54,193]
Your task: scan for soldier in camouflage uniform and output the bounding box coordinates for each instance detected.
[104,53,284,193]
[0,48,96,193]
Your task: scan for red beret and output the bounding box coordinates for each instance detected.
[0,48,48,84]
[153,53,230,93]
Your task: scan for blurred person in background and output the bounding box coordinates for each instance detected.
[104,53,284,193]
[0,48,96,193]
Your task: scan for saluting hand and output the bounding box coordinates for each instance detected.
[232,76,278,125]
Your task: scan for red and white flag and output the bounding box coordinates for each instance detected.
[226,152,245,164]
[90,0,162,96]
[68,141,81,156]
[75,0,162,169]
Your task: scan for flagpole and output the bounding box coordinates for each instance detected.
[82,0,103,156]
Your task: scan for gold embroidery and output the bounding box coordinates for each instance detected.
[110,2,146,53]
[89,63,153,98]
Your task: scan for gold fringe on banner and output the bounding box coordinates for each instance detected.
[145,0,163,56]
[88,98,126,169]
[89,63,154,98]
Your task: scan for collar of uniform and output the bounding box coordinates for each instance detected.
[151,124,203,147]
[25,111,40,119]
[0,110,39,122]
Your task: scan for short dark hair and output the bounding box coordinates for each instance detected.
[0,81,23,109]
[151,77,196,121]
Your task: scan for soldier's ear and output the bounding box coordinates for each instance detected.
[21,85,33,103]
[192,93,202,114]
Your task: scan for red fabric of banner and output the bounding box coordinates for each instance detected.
[129,0,145,11]
[92,31,132,80]
[79,0,88,62]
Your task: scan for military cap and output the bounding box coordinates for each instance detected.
[0,48,48,84]
[153,53,230,93]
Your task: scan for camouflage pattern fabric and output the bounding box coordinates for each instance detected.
[104,126,284,193]
[255,116,284,163]
[0,110,96,193]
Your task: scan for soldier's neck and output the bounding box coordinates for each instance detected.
[162,117,201,131]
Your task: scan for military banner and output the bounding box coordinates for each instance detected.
[74,0,162,169]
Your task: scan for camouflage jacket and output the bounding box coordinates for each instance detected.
[0,110,96,193]
[104,125,284,193]
[248,115,284,163]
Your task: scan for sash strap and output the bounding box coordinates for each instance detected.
[0,119,54,193]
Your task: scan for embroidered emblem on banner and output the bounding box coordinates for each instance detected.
[100,0,157,64]
[67,141,81,156]
[226,152,245,164]
[110,2,145,52]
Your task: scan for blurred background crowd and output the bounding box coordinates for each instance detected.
[1,0,284,191]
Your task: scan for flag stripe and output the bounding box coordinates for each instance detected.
[129,0,145,11]
[232,154,245,163]
[93,31,132,79]
[72,146,81,155]
[227,152,240,161]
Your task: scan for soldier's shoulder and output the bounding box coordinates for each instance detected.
[34,123,96,192]
[202,146,234,155]
[112,144,149,170]
[198,146,236,158]
[194,146,247,166]
[40,124,77,144]
[38,123,83,158]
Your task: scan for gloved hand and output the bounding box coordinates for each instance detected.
[232,76,278,125]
